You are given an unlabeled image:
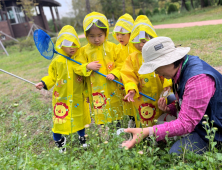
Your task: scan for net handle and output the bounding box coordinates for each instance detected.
[54,51,155,101]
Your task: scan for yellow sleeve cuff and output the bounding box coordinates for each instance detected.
[125,82,139,99]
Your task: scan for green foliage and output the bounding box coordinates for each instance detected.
[167,3,178,14]
[2,40,18,48]
[138,9,144,15]
[153,8,160,15]
[185,2,192,11]
[19,37,35,52]
[160,8,166,15]
[145,9,152,17]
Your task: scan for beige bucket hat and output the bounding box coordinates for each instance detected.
[138,37,190,74]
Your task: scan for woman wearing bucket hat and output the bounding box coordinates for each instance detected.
[122,36,222,154]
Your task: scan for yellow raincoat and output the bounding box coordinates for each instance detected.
[120,16,172,128]
[113,13,136,116]
[74,12,123,125]
[41,25,91,135]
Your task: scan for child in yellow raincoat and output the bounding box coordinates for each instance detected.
[120,15,172,128]
[35,25,91,152]
[112,13,137,128]
[74,12,123,130]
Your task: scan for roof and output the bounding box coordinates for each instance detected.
[39,0,61,7]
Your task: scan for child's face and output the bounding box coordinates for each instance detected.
[134,39,148,52]
[87,26,106,46]
[116,33,130,46]
[62,43,78,57]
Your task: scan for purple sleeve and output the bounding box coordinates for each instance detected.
[153,74,215,141]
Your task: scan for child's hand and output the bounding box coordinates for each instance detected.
[124,90,135,102]
[158,97,170,113]
[87,61,101,71]
[106,74,115,81]
[35,82,44,90]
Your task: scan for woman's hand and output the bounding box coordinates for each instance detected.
[122,128,149,149]
[124,90,135,102]
[106,74,115,80]
[158,97,170,113]
[86,61,101,71]
[35,82,44,90]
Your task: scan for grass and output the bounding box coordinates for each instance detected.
[151,6,222,25]
[0,21,222,169]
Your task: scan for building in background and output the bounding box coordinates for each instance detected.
[0,0,61,40]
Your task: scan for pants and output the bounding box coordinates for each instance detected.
[169,131,208,154]
[53,128,85,141]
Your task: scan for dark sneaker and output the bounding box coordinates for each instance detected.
[79,136,89,148]
[55,136,66,153]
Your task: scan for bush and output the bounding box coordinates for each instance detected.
[2,40,18,48]
[160,8,166,15]
[138,9,144,15]
[153,8,160,15]
[19,37,35,52]
[185,2,192,11]
[167,4,178,14]
[145,9,152,17]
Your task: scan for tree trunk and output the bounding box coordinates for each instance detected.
[181,0,187,11]
[85,0,91,14]
[207,0,211,6]
[131,0,136,19]
[200,0,205,8]
[190,0,194,8]
[122,0,125,14]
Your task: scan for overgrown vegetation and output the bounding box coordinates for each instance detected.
[1,11,222,169]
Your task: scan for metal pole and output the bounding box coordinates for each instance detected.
[0,69,35,85]
[0,40,9,56]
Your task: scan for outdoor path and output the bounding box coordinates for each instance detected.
[78,19,222,38]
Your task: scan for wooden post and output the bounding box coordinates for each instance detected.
[50,6,58,33]
[55,7,62,30]
[39,5,50,31]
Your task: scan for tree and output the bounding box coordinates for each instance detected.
[190,0,194,8]
[71,0,86,30]
[122,0,126,14]
[100,0,121,22]
[85,0,91,14]
[181,0,188,11]
[131,0,136,19]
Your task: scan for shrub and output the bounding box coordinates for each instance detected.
[2,39,18,48]
[160,8,166,15]
[153,8,160,15]
[19,37,35,52]
[167,4,178,14]
[138,9,144,15]
[145,9,152,17]
[185,2,192,11]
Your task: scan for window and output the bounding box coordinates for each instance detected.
[7,6,25,24]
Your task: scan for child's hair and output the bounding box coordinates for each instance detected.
[86,24,107,37]
[145,33,153,40]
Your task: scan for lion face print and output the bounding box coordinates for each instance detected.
[53,102,69,124]
[138,103,156,126]
[92,92,107,109]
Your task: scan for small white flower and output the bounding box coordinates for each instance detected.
[124,147,128,150]
[84,134,88,138]
[154,119,158,123]
[202,121,207,125]
[138,151,143,155]
[204,115,208,118]
[85,124,90,128]
[24,134,27,138]
[104,141,108,144]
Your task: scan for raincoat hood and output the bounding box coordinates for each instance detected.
[112,13,134,40]
[129,15,157,43]
[55,25,81,55]
[83,12,109,40]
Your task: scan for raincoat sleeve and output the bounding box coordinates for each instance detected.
[120,54,140,99]
[73,47,92,77]
[109,44,123,79]
[41,58,57,90]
